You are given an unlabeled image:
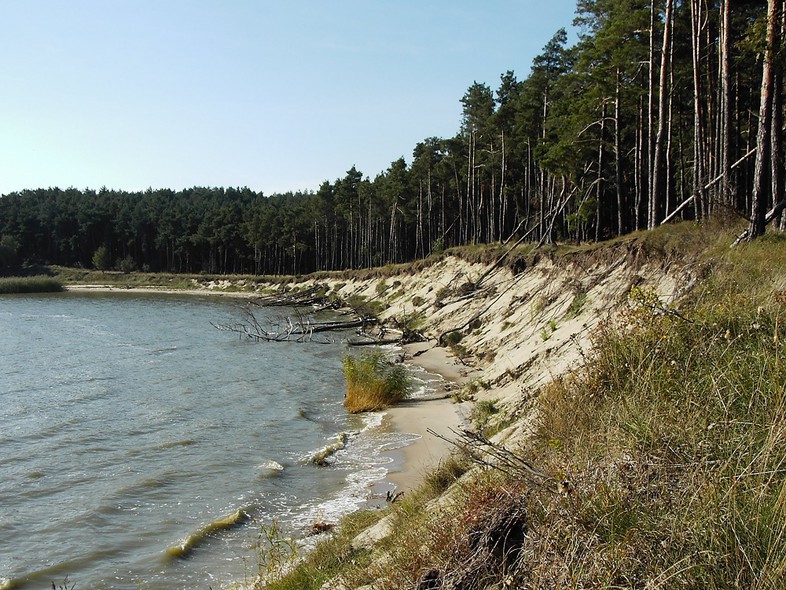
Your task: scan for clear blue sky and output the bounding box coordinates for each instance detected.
[0,1,577,196]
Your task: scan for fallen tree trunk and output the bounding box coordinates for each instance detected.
[212,309,376,344]
[212,295,378,344]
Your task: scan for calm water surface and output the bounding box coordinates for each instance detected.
[0,293,414,589]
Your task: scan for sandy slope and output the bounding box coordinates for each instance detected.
[310,243,685,457]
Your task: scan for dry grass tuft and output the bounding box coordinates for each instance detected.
[342,351,412,413]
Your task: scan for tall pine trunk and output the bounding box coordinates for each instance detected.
[615,68,625,235]
[748,0,779,238]
[651,0,673,228]
[719,0,732,206]
[691,0,708,219]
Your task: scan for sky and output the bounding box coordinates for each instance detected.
[0,1,578,197]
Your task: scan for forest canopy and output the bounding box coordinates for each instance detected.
[1,0,783,275]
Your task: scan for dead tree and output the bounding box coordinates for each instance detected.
[212,302,376,344]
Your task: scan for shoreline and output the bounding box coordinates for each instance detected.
[64,284,257,298]
[65,284,470,502]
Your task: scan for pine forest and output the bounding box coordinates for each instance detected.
[1,0,784,276]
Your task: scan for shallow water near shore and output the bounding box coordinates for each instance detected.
[0,293,416,589]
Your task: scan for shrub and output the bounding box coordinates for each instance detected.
[443,331,463,347]
[435,285,453,301]
[342,351,412,413]
[0,276,63,294]
[92,245,112,270]
[345,294,385,318]
[117,255,137,274]
[421,455,471,496]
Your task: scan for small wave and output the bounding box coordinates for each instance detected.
[297,408,318,422]
[153,439,195,450]
[257,460,285,471]
[0,548,120,590]
[150,346,178,354]
[379,432,421,452]
[113,473,177,501]
[310,433,350,466]
[165,509,250,560]
[360,411,384,430]
[141,476,172,489]
[290,464,389,534]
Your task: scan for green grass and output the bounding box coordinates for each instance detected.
[342,351,412,413]
[50,266,292,291]
[523,230,786,588]
[565,290,588,318]
[258,510,385,590]
[0,275,63,294]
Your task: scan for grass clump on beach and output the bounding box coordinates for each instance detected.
[0,275,63,294]
[342,351,412,413]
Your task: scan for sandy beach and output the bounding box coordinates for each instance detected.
[382,342,473,492]
[65,284,257,298]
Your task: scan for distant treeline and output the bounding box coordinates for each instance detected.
[1,0,783,275]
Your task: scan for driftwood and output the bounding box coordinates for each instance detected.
[347,335,403,347]
[346,317,427,347]
[663,146,758,225]
[213,281,428,345]
[249,284,335,308]
[732,198,786,245]
[212,302,377,344]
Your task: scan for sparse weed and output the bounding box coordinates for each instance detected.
[470,399,500,428]
[566,290,588,318]
[530,293,549,318]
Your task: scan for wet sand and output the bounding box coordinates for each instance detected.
[382,341,474,492]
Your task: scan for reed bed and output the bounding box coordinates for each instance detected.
[0,275,63,294]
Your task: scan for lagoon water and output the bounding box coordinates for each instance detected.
[0,293,416,589]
